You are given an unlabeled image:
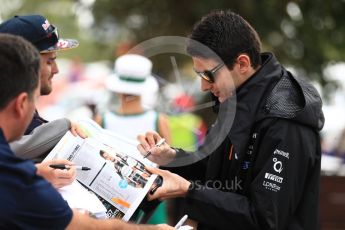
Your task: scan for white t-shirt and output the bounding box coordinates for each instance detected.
[102,110,158,139]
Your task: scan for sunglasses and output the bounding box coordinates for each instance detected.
[193,63,224,83]
[48,26,59,40]
[34,24,59,52]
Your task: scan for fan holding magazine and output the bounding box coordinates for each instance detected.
[44,118,161,221]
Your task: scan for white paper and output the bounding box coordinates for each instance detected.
[59,181,107,219]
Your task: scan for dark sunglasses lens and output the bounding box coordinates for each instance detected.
[198,73,211,82]
[204,71,214,83]
[49,28,58,41]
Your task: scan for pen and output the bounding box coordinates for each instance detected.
[49,164,91,171]
[144,138,166,159]
[174,214,188,229]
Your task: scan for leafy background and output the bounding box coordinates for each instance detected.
[1,0,344,97]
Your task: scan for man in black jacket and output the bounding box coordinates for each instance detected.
[137,9,324,230]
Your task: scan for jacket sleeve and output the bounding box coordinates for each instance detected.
[184,119,319,230]
[10,118,71,160]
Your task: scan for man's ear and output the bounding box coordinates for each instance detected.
[13,92,29,119]
[236,54,251,74]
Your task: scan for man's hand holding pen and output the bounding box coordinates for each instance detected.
[137,131,176,166]
[144,138,166,158]
[36,159,76,189]
[137,131,191,202]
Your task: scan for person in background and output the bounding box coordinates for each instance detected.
[97,54,171,224]
[137,9,324,230]
[99,54,170,142]
[169,93,206,151]
[0,14,86,188]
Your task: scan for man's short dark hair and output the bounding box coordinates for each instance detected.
[186,9,262,69]
[0,34,40,109]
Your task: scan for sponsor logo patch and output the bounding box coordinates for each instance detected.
[265,173,283,183]
[42,19,51,30]
[263,180,281,192]
[273,158,283,173]
[274,149,289,159]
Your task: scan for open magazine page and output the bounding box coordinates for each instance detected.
[45,131,157,221]
[76,118,157,167]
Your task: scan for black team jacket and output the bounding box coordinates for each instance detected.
[169,53,324,230]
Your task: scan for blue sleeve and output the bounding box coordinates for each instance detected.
[15,176,73,230]
[0,162,73,230]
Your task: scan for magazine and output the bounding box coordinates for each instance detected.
[44,118,157,221]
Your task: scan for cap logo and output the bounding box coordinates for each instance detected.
[42,19,51,31]
[57,40,69,49]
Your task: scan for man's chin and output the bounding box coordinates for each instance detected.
[218,97,227,103]
[218,92,235,103]
[40,87,52,95]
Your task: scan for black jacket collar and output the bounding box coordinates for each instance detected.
[223,52,282,157]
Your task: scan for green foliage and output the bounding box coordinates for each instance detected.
[1,0,344,86]
[91,0,345,86]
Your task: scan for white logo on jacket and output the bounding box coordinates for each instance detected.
[273,158,283,173]
[265,173,284,183]
[274,149,289,159]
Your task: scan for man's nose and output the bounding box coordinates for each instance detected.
[201,78,212,91]
[52,62,59,75]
